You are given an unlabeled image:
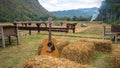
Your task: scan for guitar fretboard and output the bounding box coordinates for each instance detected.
[48,17,52,42]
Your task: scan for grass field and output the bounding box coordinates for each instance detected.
[0,21,120,68]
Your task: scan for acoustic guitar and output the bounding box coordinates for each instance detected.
[41,17,59,58]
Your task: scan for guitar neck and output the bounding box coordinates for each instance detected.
[48,17,52,42]
[49,23,51,42]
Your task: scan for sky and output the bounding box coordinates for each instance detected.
[38,0,104,12]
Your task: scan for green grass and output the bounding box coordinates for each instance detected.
[92,52,105,61]
[12,58,20,65]
[91,52,111,68]
[0,21,117,68]
[0,34,45,68]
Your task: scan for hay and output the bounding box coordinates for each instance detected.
[38,44,42,55]
[78,38,112,52]
[111,45,120,68]
[23,55,94,68]
[38,40,69,55]
[56,40,69,54]
[61,41,95,64]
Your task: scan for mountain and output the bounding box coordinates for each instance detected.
[0,0,51,22]
[51,7,99,18]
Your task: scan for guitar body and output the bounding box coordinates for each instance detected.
[41,17,59,58]
[41,38,59,58]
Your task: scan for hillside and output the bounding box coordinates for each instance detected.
[51,7,99,18]
[0,0,51,22]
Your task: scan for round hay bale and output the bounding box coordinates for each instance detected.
[78,38,112,52]
[23,55,94,68]
[81,23,87,27]
[61,41,95,64]
[111,45,120,68]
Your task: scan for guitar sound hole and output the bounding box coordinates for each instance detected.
[47,42,55,53]
[47,42,53,47]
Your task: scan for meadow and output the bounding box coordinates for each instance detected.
[0,21,119,68]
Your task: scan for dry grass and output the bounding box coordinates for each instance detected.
[0,34,45,68]
[0,23,13,25]
[91,51,112,68]
[77,38,112,52]
[111,44,120,68]
[37,44,43,55]
[56,39,69,54]
[61,41,95,64]
[23,55,94,68]
[0,22,117,68]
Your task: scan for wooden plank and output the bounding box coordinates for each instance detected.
[111,25,120,32]
[0,25,19,48]
[66,23,77,33]
[102,26,106,39]
[13,22,77,33]
[102,26,118,43]
[0,27,5,48]
[18,26,67,30]
[16,26,19,45]
[3,26,17,36]
[111,25,120,36]
[18,26,68,34]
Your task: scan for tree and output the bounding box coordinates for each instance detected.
[98,0,120,25]
[72,16,78,21]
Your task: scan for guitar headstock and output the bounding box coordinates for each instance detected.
[48,17,53,24]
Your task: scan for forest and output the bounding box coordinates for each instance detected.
[98,0,120,25]
[0,0,51,22]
